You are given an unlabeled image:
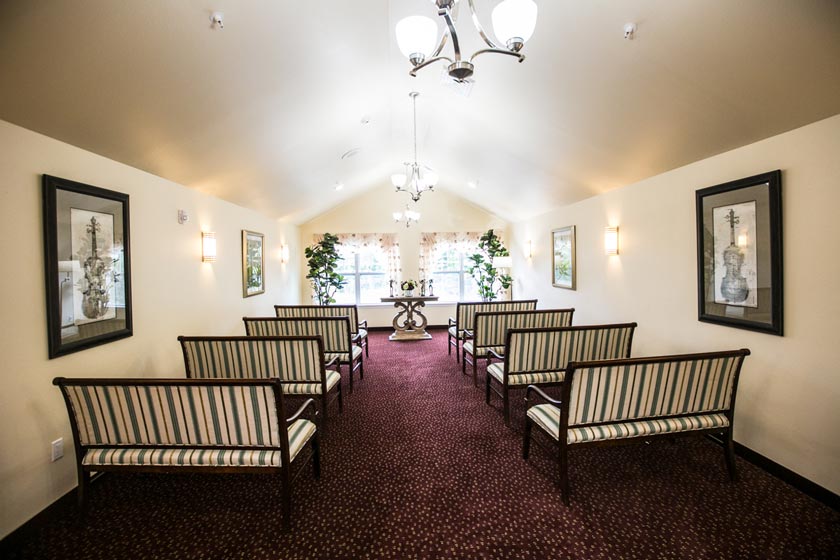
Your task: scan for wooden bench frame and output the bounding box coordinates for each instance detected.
[243,316,364,391]
[53,377,319,530]
[275,304,370,358]
[485,323,637,426]
[178,335,343,428]
[447,300,538,363]
[522,349,750,505]
[462,308,575,386]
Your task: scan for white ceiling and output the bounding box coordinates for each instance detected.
[1,0,839,223]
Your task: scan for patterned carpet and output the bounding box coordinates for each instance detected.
[6,329,840,559]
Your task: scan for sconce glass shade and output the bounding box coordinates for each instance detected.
[492,0,538,48]
[280,244,290,264]
[202,232,217,262]
[395,15,439,61]
[604,226,619,255]
[493,255,513,269]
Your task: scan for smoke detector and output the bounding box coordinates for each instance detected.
[210,12,224,29]
[624,23,637,40]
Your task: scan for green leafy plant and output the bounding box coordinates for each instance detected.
[305,233,346,305]
[467,229,513,302]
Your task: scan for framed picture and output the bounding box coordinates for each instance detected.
[42,175,132,359]
[552,226,576,289]
[695,170,782,335]
[242,230,265,297]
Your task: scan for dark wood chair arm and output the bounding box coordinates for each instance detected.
[487,349,505,361]
[287,398,318,425]
[525,385,562,407]
[358,320,368,329]
[463,329,474,340]
[351,333,362,343]
[448,317,456,327]
[324,356,339,368]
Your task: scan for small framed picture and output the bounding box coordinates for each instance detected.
[552,226,576,290]
[695,170,783,335]
[42,175,133,358]
[242,230,265,297]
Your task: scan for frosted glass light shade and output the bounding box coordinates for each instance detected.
[604,226,619,255]
[391,173,407,187]
[492,0,538,47]
[396,16,439,60]
[202,232,217,262]
[424,171,439,187]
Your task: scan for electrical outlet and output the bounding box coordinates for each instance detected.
[51,438,64,462]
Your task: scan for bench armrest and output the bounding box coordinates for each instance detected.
[287,398,318,425]
[358,320,368,329]
[525,385,562,407]
[448,317,456,327]
[325,356,339,368]
[463,329,474,340]
[351,333,362,343]
[487,349,504,361]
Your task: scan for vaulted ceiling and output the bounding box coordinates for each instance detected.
[2,0,839,223]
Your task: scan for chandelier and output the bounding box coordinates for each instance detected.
[393,205,421,228]
[395,0,538,82]
[391,91,437,202]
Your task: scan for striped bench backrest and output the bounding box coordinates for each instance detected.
[563,349,751,428]
[455,300,537,332]
[505,323,637,374]
[179,336,326,384]
[274,305,360,335]
[243,317,353,357]
[53,378,286,449]
[473,309,574,350]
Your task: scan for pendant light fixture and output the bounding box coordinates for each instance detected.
[395,0,538,82]
[391,92,437,202]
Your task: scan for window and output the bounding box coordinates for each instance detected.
[430,246,480,302]
[327,233,399,305]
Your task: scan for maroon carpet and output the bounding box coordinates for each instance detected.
[6,329,839,559]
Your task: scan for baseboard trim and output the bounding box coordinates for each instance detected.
[367,325,448,332]
[0,473,103,552]
[707,435,839,511]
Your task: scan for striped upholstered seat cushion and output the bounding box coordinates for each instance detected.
[527,404,729,444]
[448,326,466,338]
[326,345,363,363]
[462,341,504,357]
[82,419,316,467]
[358,328,368,340]
[486,363,564,385]
[284,369,341,395]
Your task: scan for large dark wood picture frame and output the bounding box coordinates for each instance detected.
[42,175,133,358]
[695,170,782,335]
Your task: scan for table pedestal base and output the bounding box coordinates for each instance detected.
[389,330,433,341]
[380,296,438,342]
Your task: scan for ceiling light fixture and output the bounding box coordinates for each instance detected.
[335,182,344,191]
[391,92,437,202]
[395,0,538,82]
[393,205,421,228]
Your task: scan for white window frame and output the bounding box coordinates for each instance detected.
[432,252,478,302]
[336,252,388,305]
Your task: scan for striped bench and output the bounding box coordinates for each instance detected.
[53,377,320,530]
[178,336,342,427]
[523,349,751,505]
[275,305,370,358]
[485,323,637,426]
[448,300,537,363]
[463,308,575,386]
[243,316,364,390]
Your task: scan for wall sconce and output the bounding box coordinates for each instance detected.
[201,232,217,262]
[527,240,533,259]
[604,226,619,256]
[280,244,290,264]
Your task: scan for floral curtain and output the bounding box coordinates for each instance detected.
[312,233,401,281]
[418,231,483,279]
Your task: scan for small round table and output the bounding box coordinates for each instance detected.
[380,295,439,341]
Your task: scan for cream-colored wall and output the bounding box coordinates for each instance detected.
[510,114,840,494]
[299,187,508,327]
[0,120,301,538]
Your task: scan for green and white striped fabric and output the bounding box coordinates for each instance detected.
[326,345,363,363]
[567,356,742,425]
[81,419,316,467]
[244,318,353,358]
[463,341,505,358]
[507,325,634,374]
[181,338,324,383]
[472,310,574,351]
[275,305,362,336]
[448,326,465,338]
[456,300,537,333]
[487,363,564,385]
[527,404,729,443]
[63,384,281,447]
[284,370,341,395]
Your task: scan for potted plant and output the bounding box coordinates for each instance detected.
[400,279,417,297]
[305,233,346,305]
[467,229,513,302]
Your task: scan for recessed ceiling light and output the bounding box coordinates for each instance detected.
[340,148,361,160]
[335,182,345,191]
[467,180,478,189]
[360,116,371,125]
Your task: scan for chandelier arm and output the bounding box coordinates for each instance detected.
[469,48,526,64]
[409,55,454,77]
[429,25,449,59]
[440,8,462,62]
[466,0,503,50]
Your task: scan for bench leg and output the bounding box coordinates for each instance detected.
[320,397,329,432]
[523,417,533,460]
[448,333,452,355]
[77,467,90,510]
[456,339,461,364]
[281,469,292,531]
[484,374,492,404]
[347,364,353,393]
[312,432,321,480]
[472,356,478,387]
[358,356,364,380]
[337,379,344,413]
[462,352,468,375]
[503,387,510,427]
[724,429,738,481]
[559,444,570,507]
[365,338,369,358]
